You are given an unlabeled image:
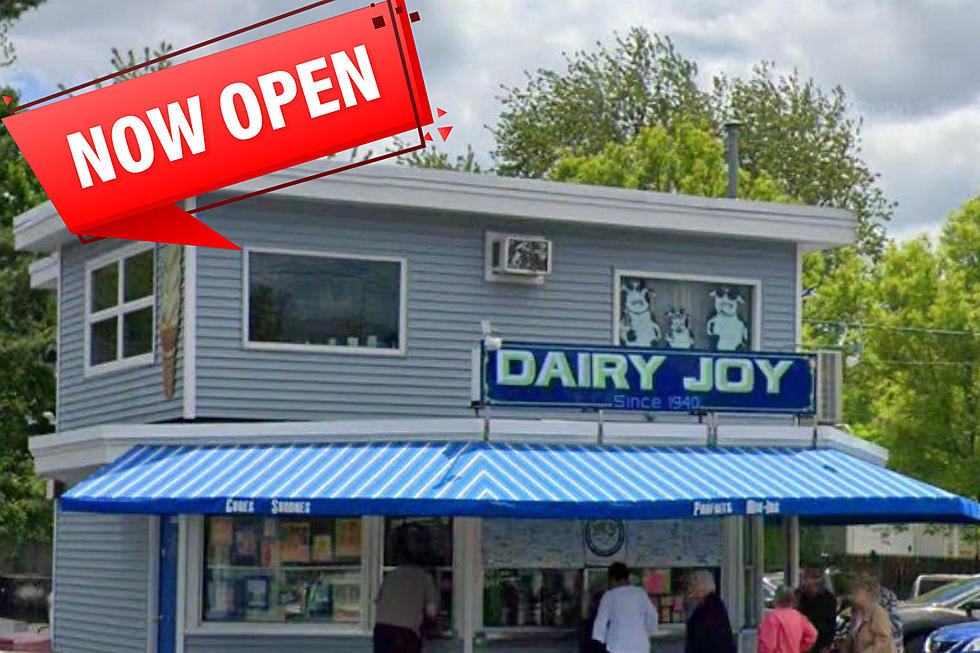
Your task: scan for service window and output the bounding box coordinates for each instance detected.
[203,516,363,624]
[85,245,155,372]
[383,517,453,636]
[246,249,406,353]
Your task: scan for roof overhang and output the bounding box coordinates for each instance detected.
[30,417,885,483]
[14,163,856,254]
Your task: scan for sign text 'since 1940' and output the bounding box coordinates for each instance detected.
[482,343,816,414]
[2,0,432,248]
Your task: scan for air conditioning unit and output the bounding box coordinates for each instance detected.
[816,350,843,424]
[485,232,552,283]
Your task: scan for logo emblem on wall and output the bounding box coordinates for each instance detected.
[584,519,626,557]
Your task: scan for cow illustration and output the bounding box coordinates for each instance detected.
[706,287,748,351]
[619,280,661,346]
[665,307,694,349]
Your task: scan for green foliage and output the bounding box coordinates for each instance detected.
[397,143,482,173]
[0,89,54,568]
[491,26,889,257]
[108,41,174,83]
[550,120,789,202]
[714,63,892,257]
[0,0,44,66]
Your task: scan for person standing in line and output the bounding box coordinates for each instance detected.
[591,562,659,653]
[795,568,838,653]
[685,569,736,653]
[839,574,895,653]
[757,586,818,653]
[373,526,439,653]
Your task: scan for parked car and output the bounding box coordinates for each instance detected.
[899,575,980,653]
[914,575,974,599]
[922,620,980,652]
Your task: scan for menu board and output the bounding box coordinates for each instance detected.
[482,519,583,568]
[481,519,722,569]
[627,519,722,567]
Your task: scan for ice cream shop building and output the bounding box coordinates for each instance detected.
[16,164,980,653]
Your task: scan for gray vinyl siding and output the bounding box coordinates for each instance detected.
[193,196,797,422]
[58,239,183,430]
[52,507,150,653]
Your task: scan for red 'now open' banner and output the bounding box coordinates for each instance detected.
[3,0,432,249]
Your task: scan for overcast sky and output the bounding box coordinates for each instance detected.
[4,0,979,240]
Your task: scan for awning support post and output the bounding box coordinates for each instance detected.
[707,412,719,447]
[597,409,605,445]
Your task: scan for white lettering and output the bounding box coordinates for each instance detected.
[534,351,576,387]
[145,96,206,161]
[257,71,298,131]
[683,357,714,392]
[715,358,754,393]
[295,57,341,118]
[67,127,116,189]
[225,498,255,514]
[111,115,154,174]
[592,353,629,390]
[330,45,380,107]
[271,499,311,515]
[627,354,665,391]
[220,82,264,140]
[497,350,536,386]
[755,359,794,394]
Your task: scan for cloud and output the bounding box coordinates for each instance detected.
[4,0,980,233]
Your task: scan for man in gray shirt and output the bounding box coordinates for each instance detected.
[374,527,439,653]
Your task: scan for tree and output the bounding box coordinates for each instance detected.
[396,143,482,173]
[491,27,890,256]
[0,88,54,569]
[550,119,788,202]
[0,0,44,66]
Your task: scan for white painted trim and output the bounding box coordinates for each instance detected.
[28,253,59,290]
[182,244,197,421]
[83,242,157,377]
[176,515,188,653]
[148,515,161,653]
[612,269,763,350]
[241,247,408,356]
[13,165,857,255]
[795,243,803,352]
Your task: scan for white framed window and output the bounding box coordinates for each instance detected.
[243,248,407,356]
[84,243,155,375]
[612,270,762,351]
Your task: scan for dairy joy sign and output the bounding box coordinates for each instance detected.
[482,343,816,414]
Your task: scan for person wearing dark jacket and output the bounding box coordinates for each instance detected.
[685,569,736,653]
[796,568,838,653]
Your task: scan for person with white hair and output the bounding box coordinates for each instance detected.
[685,570,736,653]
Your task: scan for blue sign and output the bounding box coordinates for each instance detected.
[482,343,816,414]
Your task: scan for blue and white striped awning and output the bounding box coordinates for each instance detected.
[60,442,980,524]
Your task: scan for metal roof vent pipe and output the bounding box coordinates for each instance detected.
[724,119,742,199]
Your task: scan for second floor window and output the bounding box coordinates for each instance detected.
[245,249,406,354]
[85,244,155,372]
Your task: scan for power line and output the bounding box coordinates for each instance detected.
[804,319,980,338]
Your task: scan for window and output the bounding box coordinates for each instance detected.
[85,245,155,372]
[383,517,453,637]
[203,516,363,624]
[245,249,406,353]
[614,271,759,351]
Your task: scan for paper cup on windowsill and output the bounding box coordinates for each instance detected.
[366,335,378,348]
[346,336,360,347]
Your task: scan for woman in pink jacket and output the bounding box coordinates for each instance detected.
[758,586,818,653]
